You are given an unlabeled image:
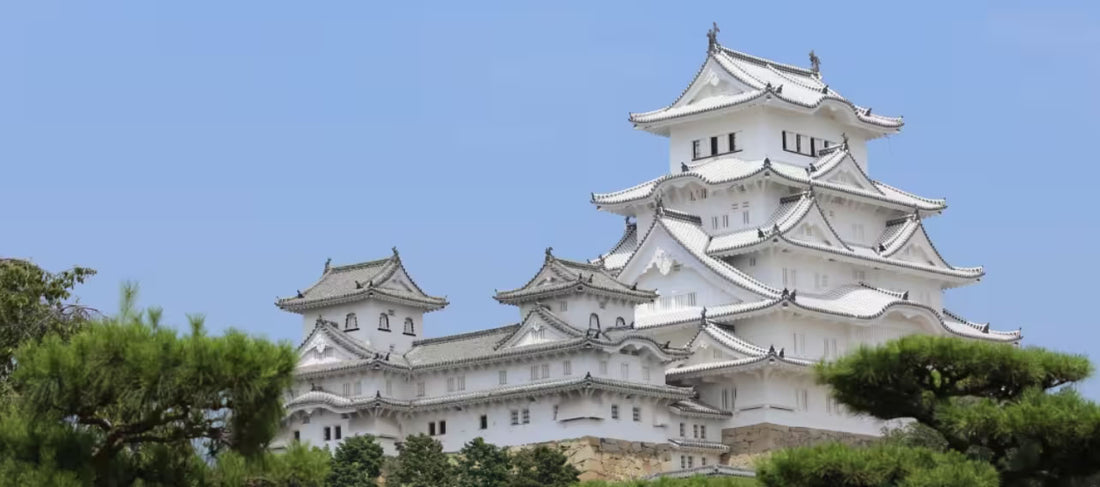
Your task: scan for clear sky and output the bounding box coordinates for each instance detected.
[3,1,1099,397]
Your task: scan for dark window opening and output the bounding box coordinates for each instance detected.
[403,318,415,335]
[480,415,488,430]
[323,427,331,441]
[429,422,436,436]
[293,430,300,441]
[345,313,358,330]
[589,313,600,330]
[439,420,446,435]
[378,313,390,331]
[710,136,718,156]
[335,426,342,440]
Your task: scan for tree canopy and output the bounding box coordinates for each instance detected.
[390,434,454,487]
[0,284,298,484]
[328,434,385,487]
[457,437,511,487]
[756,442,998,487]
[816,334,1100,485]
[509,444,580,487]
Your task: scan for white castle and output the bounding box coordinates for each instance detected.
[274,30,1020,476]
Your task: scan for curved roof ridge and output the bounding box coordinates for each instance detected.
[594,220,639,271]
[719,45,817,77]
[653,215,780,298]
[410,323,521,347]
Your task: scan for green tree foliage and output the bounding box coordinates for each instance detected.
[208,441,331,487]
[0,258,95,387]
[390,434,454,487]
[817,334,1100,485]
[509,444,580,487]
[0,284,298,485]
[328,434,385,487]
[577,476,757,486]
[756,442,998,487]
[456,437,511,487]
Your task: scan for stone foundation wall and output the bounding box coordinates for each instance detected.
[722,423,876,457]
[509,436,672,482]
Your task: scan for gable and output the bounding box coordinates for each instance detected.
[378,267,416,293]
[298,332,360,368]
[890,224,951,269]
[619,232,749,306]
[784,203,848,250]
[676,58,757,109]
[816,153,878,193]
[496,309,582,350]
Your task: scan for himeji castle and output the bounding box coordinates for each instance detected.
[273,27,1021,476]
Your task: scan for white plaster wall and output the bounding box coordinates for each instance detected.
[298,300,426,353]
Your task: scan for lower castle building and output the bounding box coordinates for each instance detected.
[272,31,1021,477]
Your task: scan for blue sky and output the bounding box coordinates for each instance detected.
[3,1,1099,397]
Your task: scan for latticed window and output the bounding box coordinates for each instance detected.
[403,317,414,335]
[345,313,358,330]
[378,314,390,331]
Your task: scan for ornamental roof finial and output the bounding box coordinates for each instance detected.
[391,246,400,257]
[324,257,331,273]
[545,246,554,260]
[841,132,850,150]
[809,50,821,74]
[706,22,720,52]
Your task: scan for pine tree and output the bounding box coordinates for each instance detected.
[328,434,384,487]
[0,284,298,484]
[756,442,998,487]
[456,437,511,487]
[509,444,579,487]
[390,434,454,487]
[811,334,1100,486]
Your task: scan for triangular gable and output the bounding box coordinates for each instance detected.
[683,325,762,367]
[495,308,584,350]
[297,321,375,368]
[888,221,953,269]
[675,56,759,110]
[814,151,880,194]
[784,200,850,250]
[618,218,763,305]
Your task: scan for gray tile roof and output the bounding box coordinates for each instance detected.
[285,373,695,414]
[276,249,448,312]
[494,248,656,304]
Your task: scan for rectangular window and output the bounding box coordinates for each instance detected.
[824,338,838,360]
[510,410,519,426]
[446,377,455,392]
[742,210,750,225]
[521,409,530,424]
[700,425,707,439]
[611,405,619,420]
[702,457,708,466]
[342,383,350,396]
[796,389,809,411]
[632,406,641,422]
[354,381,362,396]
[710,136,718,156]
[530,365,539,381]
[642,366,651,382]
[679,423,686,437]
[711,216,719,230]
[429,422,436,436]
[599,360,609,375]
[335,426,342,440]
[721,389,730,410]
[722,214,729,228]
[563,360,572,376]
[499,370,507,385]
[439,420,446,435]
[457,375,466,391]
[681,455,686,469]
[480,415,488,429]
[688,456,694,468]
[559,300,568,312]
[323,427,332,441]
[692,139,703,159]
[385,380,393,396]
[728,132,738,153]
[749,257,757,267]
[782,268,797,288]
[293,430,300,441]
[693,424,699,438]
[416,382,425,397]
[541,364,550,379]
[852,269,866,281]
[793,333,806,355]
[620,363,629,379]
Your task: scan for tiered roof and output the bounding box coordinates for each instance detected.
[277,248,448,312]
[592,149,946,214]
[295,307,692,379]
[629,43,901,135]
[286,372,696,415]
[494,248,656,305]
